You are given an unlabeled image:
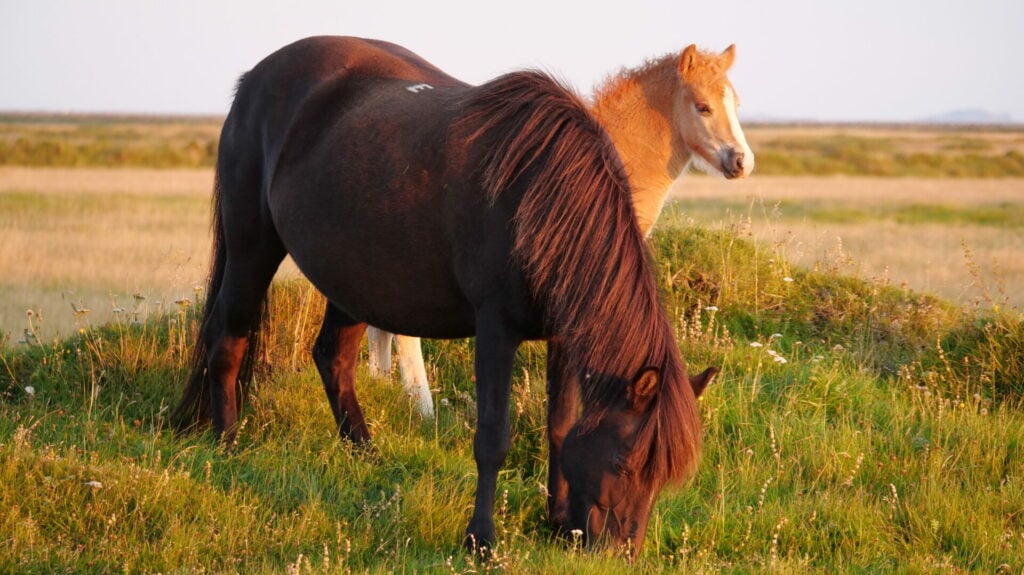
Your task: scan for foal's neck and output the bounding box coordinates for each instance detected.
[591,57,690,235]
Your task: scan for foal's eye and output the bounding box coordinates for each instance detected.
[695,103,712,115]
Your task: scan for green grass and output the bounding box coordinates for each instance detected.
[669,198,1024,229]
[2,225,1023,573]
[0,190,207,226]
[751,134,1024,177]
[0,118,220,168]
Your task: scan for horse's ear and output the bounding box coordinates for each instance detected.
[689,366,720,398]
[629,367,660,411]
[678,44,699,78]
[720,45,736,71]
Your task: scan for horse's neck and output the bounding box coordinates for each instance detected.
[591,63,690,235]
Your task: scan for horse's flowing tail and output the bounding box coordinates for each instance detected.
[170,173,268,432]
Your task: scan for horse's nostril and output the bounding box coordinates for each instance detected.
[734,153,745,172]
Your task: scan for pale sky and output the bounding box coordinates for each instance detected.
[2,0,1022,122]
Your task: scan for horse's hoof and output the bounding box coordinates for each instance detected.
[549,506,569,531]
[464,521,496,558]
[350,439,380,461]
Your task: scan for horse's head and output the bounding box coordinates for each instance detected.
[672,44,754,179]
[560,365,717,551]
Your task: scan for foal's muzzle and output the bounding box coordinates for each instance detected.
[722,148,747,179]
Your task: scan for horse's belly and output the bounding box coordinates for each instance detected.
[279,218,476,339]
[266,80,482,337]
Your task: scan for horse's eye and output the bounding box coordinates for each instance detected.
[695,103,712,115]
[612,454,630,477]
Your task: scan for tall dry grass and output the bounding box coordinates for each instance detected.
[668,176,1024,310]
[0,167,301,343]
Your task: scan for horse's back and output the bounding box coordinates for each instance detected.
[249,40,491,337]
[223,36,464,179]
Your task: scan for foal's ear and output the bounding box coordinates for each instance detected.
[689,366,720,398]
[628,367,660,411]
[720,45,736,71]
[678,44,699,78]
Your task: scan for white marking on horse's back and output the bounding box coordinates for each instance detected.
[407,83,434,94]
[723,86,755,176]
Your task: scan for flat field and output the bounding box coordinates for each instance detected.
[1,119,1022,572]
[3,149,1022,340]
[668,175,1024,310]
[0,166,302,343]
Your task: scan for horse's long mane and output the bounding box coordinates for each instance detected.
[455,71,701,484]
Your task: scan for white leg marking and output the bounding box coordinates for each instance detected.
[395,335,434,417]
[367,326,394,378]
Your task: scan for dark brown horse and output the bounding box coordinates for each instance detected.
[172,36,705,552]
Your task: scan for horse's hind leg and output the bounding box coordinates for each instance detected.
[313,303,371,443]
[204,246,284,442]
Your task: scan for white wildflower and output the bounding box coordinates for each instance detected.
[84,481,103,489]
[749,342,763,348]
[24,386,35,396]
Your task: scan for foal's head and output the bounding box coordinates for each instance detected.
[672,44,754,179]
[560,365,718,551]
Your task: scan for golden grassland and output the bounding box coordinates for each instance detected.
[668,176,1024,311]
[0,167,301,343]
[1,119,1022,342]
[3,167,1022,342]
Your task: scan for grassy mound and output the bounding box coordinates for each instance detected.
[2,225,1022,572]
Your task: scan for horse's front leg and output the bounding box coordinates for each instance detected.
[465,312,521,553]
[545,339,579,531]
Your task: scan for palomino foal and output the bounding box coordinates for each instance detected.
[371,44,753,415]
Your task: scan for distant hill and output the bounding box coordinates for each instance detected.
[919,109,1015,125]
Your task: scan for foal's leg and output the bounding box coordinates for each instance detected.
[313,303,371,443]
[465,311,521,553]
[545,339,579,530]
[366,326,393,378]
[395,335,434,417]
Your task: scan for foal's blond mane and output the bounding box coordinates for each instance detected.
[593,48,737,111]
